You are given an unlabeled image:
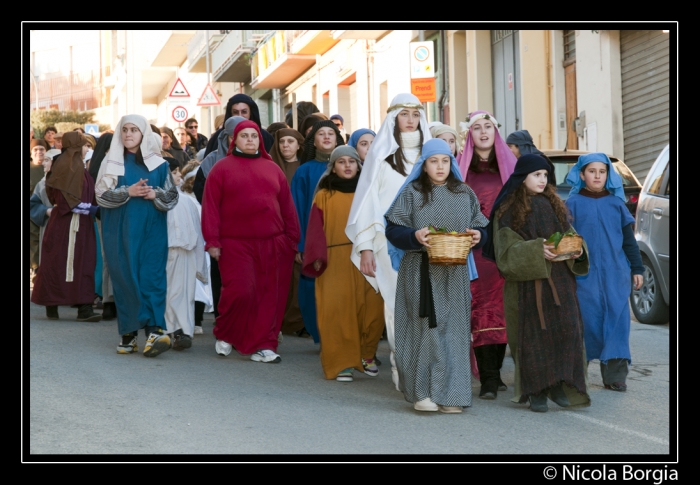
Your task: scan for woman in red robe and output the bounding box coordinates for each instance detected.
[456,111,517,399]
[31,132,101,321]
[202,120,300,363]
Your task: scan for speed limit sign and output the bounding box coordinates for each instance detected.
[172,106,188,123]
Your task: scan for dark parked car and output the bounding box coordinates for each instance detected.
[542,149,643,217]
[630,145,670,325]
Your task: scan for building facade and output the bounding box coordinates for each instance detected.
[29,27,672,182]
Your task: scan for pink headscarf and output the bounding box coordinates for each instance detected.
[227,120,273,161]
[456,110,517,185]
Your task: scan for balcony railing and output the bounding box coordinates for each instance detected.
[187,30,226,70]
[212,30,271,81]
[30,69,104,111]
[251,31,291,81]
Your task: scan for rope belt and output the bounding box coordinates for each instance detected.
[65,212,80,282]
[534,276,561,330]
[327,242,353,248]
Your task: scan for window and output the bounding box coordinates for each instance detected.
[563,30,576,63]
[646,150,669,197]
[648,162,669,196]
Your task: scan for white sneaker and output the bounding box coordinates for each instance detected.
[414,398,438,412]
[277,331,283,344]
[194,326,203,335]
[215,339,232,356]
[250,349,281,363]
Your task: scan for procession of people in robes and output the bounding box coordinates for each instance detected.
[30,91,648,414]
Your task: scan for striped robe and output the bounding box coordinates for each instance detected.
[385,182,488,407]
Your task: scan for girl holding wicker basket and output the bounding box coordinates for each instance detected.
[384,139,487,413]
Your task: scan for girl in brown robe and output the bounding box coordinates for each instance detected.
[270,128,307,336]
[485,154,591,412]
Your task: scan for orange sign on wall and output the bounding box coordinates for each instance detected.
[411,77,436,103]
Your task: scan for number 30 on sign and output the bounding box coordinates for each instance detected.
[172,106,188,123]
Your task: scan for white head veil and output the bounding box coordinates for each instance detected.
[346,93,431,242]
[95,114,165,197]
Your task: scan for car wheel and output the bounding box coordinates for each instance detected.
[630,255,669,325]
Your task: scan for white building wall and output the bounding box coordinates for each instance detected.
[550,30,570,150]
[283,30,416,135]
[574,30,624,158]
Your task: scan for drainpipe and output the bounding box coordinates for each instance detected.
[316,54,322,112]
[545,30,553,149]
[418,30,426,112]
[273,88,280,123]
[438,30,448,123]
[206,29,212,136]
[366,40,374,130]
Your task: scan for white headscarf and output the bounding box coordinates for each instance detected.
[346,93,431,241]
[95,114,166,197]
[429,123,462,155]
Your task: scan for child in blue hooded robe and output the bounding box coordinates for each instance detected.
[565,153,644,392]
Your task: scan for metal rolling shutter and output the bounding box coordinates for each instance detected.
[620,30,670,183]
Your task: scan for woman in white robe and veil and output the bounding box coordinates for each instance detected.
[345,93,432,390]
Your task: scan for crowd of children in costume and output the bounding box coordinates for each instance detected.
[30,92,644,413]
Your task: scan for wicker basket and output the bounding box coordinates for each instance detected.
[551,234,583,262]
[427,232,473,266]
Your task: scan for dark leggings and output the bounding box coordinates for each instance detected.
[209,257,222,318]
[195,301,204,325]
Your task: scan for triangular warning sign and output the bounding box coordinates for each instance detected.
[169,78,190,97]
[197,83,221,106]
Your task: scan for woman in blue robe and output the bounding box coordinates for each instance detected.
[565,153,644,391]
[290,120,345,343]
[95,115,179,357]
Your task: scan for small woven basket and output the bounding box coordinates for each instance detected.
[427,232,473,266]
[551,234,583,262]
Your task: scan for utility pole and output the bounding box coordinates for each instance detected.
[205,30,213,137]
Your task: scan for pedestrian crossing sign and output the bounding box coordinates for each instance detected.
[84,124,99,135]
[197,84,221,106]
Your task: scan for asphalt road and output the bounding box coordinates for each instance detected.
[26,297,673,460]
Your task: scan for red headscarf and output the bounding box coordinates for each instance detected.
[227,120,273,161]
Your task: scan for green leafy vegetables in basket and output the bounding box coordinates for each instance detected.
[545,228,577,248]
[429,225,459,235]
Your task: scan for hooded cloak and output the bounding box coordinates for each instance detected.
[204,94,274,155]
[505,129,556,184]
[87,133,113,182]
[482,154,554,262]
[46,132,87,209]
[300,120,345,163]
[269,128,305,186]
[200,116,246,177]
